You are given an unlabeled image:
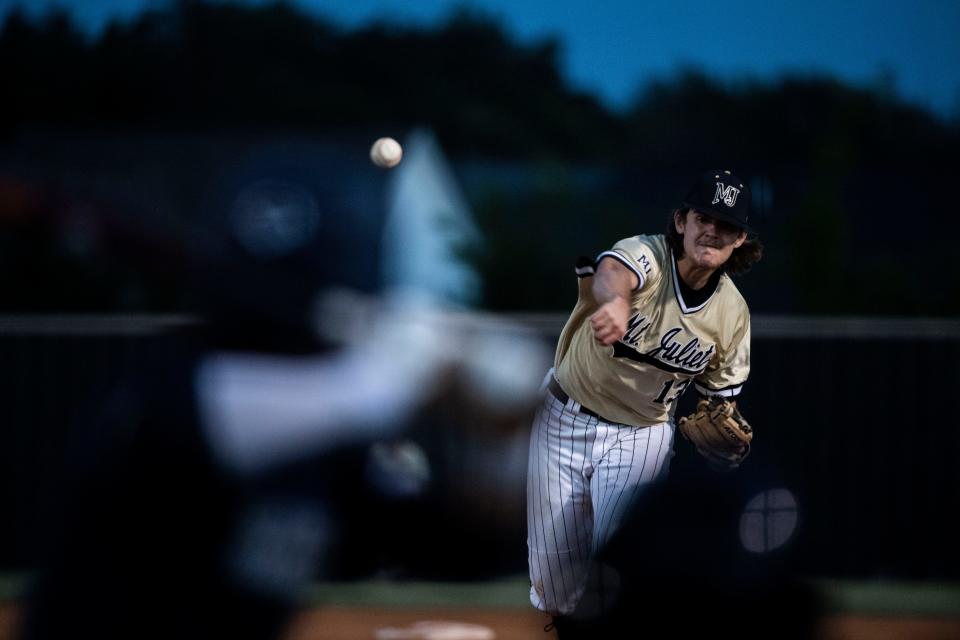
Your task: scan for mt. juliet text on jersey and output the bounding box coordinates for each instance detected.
[645,327,715,372]
[618,313,715,374]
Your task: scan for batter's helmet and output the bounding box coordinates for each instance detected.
[187,137,392,352]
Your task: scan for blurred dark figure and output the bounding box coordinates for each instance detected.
[19,134,547,639]
[553,459,822,639]
[21,335,315,639]
[18,141,384,639]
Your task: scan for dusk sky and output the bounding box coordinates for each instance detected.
[3,0,959,119]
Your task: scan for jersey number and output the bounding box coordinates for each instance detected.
[654,378,691,405]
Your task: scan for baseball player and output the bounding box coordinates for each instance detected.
[21,139,549,640]
[526,170,763,632]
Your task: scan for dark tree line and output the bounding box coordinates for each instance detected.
[0,1,624,159]
[1,0,959,314]
[3,1,955,161]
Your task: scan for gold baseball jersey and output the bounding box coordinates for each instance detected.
[553,234,750,426]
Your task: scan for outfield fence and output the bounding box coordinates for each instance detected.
[2,314,959,581]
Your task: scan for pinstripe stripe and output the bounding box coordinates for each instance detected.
[547,402,574,600]
[620,422,673,537]
[651,423,671,479]
[589,414,606,555]
[543,398,567,610]
[565,398,597,610]
[624,429,650,508]
[541,397,563,610]
[567,410,586,580]
[577,412,594,566]
[597,426,641,553]
[536,401,552,611]
[592,429,620,553]
[527,402,541,609]
[528,392,588,614]
[528,400,552,610]
[595,427,639,553]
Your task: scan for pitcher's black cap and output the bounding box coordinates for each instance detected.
[682,169,753,233]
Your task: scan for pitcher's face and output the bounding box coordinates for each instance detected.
[675,209,746,270]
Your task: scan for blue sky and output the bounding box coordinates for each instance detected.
[3,0,959,119]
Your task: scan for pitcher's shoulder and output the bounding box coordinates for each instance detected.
[717,273,750,316]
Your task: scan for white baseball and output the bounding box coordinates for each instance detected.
[370,137,403,168]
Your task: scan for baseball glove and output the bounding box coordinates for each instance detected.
[678,397,753,470]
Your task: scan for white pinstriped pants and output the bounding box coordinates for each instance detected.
[526,381,675,616]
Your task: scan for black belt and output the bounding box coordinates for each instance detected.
[547,377,604,420]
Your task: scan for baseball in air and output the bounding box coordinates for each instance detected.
[370,137,403,168]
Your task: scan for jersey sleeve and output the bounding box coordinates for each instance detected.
[597,236,661,292]
[694,312,750,399]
